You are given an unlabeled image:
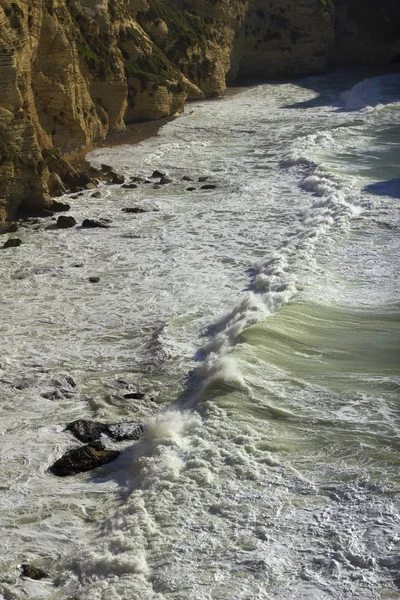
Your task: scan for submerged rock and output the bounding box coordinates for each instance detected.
[123,391,145,400]
[56,215,76,228]
[88,276,100,283]
[106,421,144,442]
[21,564,48,580]
[182,175,193,181]
[122,207,146,214]
[160,175,173,185]
[50,200,71,212]
[49,441,120,476]
[121,182,138,189]
[186,187,196,192]
[81,218,110,228]
[91,191,102,198]
[200,184,217,190]
[3,238,22,248]
[151,170,165,178]
[198,176,209,182]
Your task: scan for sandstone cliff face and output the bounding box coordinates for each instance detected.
[0,0,399,223]
[0,0,246,221]
[229,0,335,81]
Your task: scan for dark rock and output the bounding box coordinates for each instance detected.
[49,441,120,476]
[100,163,113,173]
[3,238,22,248]
[81,219,110,229]
[143,180,151,184]
[56,216,76,228]
[0,222,18,234]
[160,175,173,185]
[123,392,145,399]
[109,171,125,185]
[122,207,146,214]
[121,183,138,189]
[50,201,71,212]
[200,184,217,190]
[182,175,193,181]
[21,564,48,580]
[186,187,196,192]
[89,276,100,283]
[66,419,107,443]
[152,184,161,189]
[105,421,144,442]
[130,176,146,183]
[198,176,209,182]
[151,170,165,178]
[91,191,102,198]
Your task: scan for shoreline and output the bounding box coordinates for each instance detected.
[64,86,251,173]
[64,115,176,175]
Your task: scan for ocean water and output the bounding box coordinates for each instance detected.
[0,67,399,599]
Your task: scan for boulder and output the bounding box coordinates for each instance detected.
[81,219,110,229]
[85,182,98,190]
[151,170,165,178]
[182,175,193,181]
[3,238,22,248]
[130,176,146,183]
[186,187,196,192]
[121,183,138,189]
[49,201,71,212]
[56,216,76,228]
[66,419,107,443]
[21,565,48,580]
[198,176,209,182]
[160,175,173,185]
[109,171,125,185]
[88,276,100,283]
[91,191,102,198]
[101,164,113,174]
[200,184,217,190]
[49,441,120,476]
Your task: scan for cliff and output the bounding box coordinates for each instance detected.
[0,0,399,223]
[0,0,246,221]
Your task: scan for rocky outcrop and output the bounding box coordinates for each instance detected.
[0,0,247,222]
[0,0,398,223]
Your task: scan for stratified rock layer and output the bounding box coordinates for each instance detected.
[0,0,398,222]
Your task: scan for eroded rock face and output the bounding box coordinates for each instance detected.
[0,0,247,222]
[0,0,398,223]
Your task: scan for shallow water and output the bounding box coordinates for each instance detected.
[0,67,399,599]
